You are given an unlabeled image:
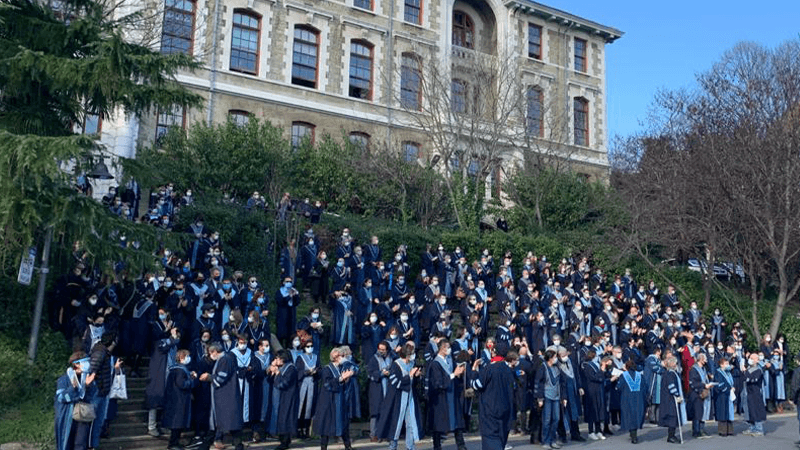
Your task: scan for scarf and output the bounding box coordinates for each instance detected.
[133,299,153,319]
[235,348,252,367]
[254,351,272,370]
[559,358,575,379]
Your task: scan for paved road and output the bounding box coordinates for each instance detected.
[253,413,800,450]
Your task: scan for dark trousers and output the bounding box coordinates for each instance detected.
[213,429,242,447]
[67,420,91,450]
[169,429,182,447]
[277,433,291,450]
[320,424,352,450]
[433,430,465,450]
[528,404,541,443]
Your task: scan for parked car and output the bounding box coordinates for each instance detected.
[687,258,730,280]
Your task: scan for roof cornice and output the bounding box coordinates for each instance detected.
[504,0,624,43]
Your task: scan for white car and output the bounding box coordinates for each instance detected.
[687,258,730,279]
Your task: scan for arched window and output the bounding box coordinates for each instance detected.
[573,97,589,146]
[349,40,373,100]
[161,0,195,55]
[526,86,543,137]
[228,110,251,127]
[230,10,260,74]
[452,10,474,49]
[451,79,467,114]
[349,132,370,151]
[291,121,315,148]
[403,141,420,162]
[292,26,319,88]
[400,53,422,110]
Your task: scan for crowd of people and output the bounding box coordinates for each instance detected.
[51,188,800,450]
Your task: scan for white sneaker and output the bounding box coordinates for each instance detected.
[599,433,607,440]
[588,433,599,441]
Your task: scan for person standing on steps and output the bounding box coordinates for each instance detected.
[619,360,646,444]
[426,340,468,450]
[659,356,686,444]
[313,347,355,450]
[208,343,244,450]
[268,349,300,450]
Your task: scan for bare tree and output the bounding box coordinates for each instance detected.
[613,40,800,339]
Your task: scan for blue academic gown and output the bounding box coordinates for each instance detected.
[367,353,393,418]
[375,360,424,441]
[211,352,244,433]
[619,370,646,432]
[274,287,299,341]
[471,360,516,450]
[658,370,687,428]
[313,363,351,437]
[252,351,273,424]
[55,370,95,450]
[714,368,735,422]
[427,356,466,432]
[268,363,299,435]
[331,295,355,345]
[163,365,197,429]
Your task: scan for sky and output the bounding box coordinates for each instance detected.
[540,0,800,140]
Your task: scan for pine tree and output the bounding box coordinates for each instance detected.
[0,0,202,268]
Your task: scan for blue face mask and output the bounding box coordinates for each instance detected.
[223,283,232,290]
[337,261,344,268]
[284,282,292,288]
[175,289,184,296]
[76,357,91,373]
[165,281,173,288]
[257,297,265,304]
[182,267,191,274]
[159,313,167,321]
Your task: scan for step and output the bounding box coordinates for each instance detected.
[106,422,150,438]
[101,434,164,450]
[114,409,148,424]
[117,398,146,412]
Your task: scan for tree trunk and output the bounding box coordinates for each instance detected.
[534,194,543,229]
[443,176,463,228]
[769,289,787,339]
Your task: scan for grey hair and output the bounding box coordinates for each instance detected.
[208,342,223,354]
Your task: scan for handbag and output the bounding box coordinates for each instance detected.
[72,401,96,423]
[109,370,128,399]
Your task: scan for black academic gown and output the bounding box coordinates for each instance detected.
[375,360,424,440]
[581,360,606,423]
[658,370,685,428]
[367,353,393,418]
[471,360,516,450]
[162,365,197,429]
[745,366,767,422]
[619,369,646,432]
[268,363,299,435]
[312,363,351,437]
[427,356,466,432]
[211,352,243,433]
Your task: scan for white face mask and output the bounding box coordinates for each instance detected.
[305,347,314,354]
[370,316,378,324]
[390,334,398,340]
[250,281,258,288]
[400,314,408,322]
[222,334,230,341]
[560,356,569,363]
[183,356,191,365]
[207,312,215,319]
[439,299,447,306]
[311,313,319,320]
[293,340,301,348]
[247,317,254,323]
[237,343,247,351]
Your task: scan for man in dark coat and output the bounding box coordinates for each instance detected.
[743,353,767,436]
[619,360,646,444]
[658,356,686,444]
[581,350,607,440]
[688,353,713,438]
[313,348,356,450]
[146,317,178,437]
[427,341,468,450]
[470,346,517,450]
[367,341,393,441]
[163,350,197,450]
[375,343,424,450]
[208,343,244,450]
[275,278,300,348]
[268,349,299,450]
[251,338,273,443]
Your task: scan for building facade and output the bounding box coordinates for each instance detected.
[96,0,621,194]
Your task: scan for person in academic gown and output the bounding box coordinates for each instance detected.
[208,343,244,449]
[123,289,155,376]
[267,349,300,450]
[714,357,736,436]
[557,348,584,442]
[470,345,517,450]
[188,343,215,447]
[297,307,324,355]
[232,335,257,426]
[275,278,301,348]
[250,338,274,443]
[658,356,686,444]
[330,289,356,346]
[361,314,386,361]
[55,352,95,450]
[296,341,321,439]
[375,343,425,450]
[367,342,393,441]
[162,350,198,449]
[744,353,767,436]
[145,314,179,436]
[313,348,356,450]
[619,360,646,444]
[581,350,607,439]
[643,347,663,423]
[427,341,468,450]
[688,353,713,438]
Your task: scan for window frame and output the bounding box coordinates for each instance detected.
[291,25,320,89]
[291,121,316,148]
[155,106,186,141]
[160,0,196,56]
[451,78,468,115]
[400,52,422,111]
[526,86,543,137]
[229,10,261,75]
[228,109,251,127]
[403,141,420,163]
[452,10,474,49]
[528,23,542,60]
[353,0,372,11]
[573,97,589,147]
[348,40,374,101]
[404,0,422,25]
[574,37,587,73]
[348,132,371,152]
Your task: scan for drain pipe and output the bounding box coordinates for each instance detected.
[206,0,223,125]
[385,0,395,145]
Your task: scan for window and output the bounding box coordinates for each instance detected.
[574,37,587,72]
[230,11,260,74]
[75,112,102,135]
[349,41,373,100]
[526,86,543,137]
[291,122,315,148]
[468,160,479,178]
[403,142,420,162]
[349,132,370,151]
[228,110,251,127]
[574,97,589,146]
[354,0,372,10]
[156,107,185,141]
[450,152,461,171]
[452,11,474,49]
[528,24,542,59]
[404,0,421,25]
[161,0,195,55]
[292,26,319,88]
[451,79,467,114]
[400,53,421,110]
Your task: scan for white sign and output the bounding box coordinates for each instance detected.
[17,246,37,286]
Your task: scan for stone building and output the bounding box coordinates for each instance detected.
[93,0,622,195]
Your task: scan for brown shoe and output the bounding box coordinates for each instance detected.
[370,437,379,443]
[214,442,226,450]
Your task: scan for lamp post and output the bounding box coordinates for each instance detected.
[26,158,113,364]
